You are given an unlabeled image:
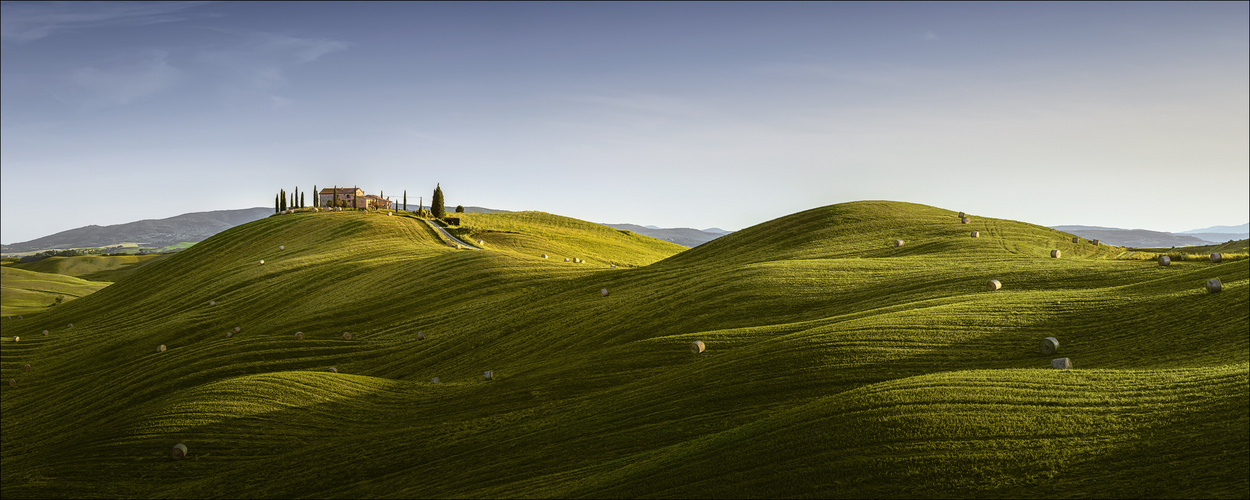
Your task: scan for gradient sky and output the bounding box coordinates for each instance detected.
[2,1,1247,244]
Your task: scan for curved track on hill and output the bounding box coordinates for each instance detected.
[422,219,480,249]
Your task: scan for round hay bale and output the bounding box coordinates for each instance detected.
[1159,256,1171,266]
[417,331,425,341]
[431,377,439,383]
[601,288,609,297]
[1072,237,1080,244]
[1051,357,1072,369]
[1040,337,1059,355]
[17,315,22,319]
[388,212,392,216]
[1206,278,1222,293]
[690,340,706,354]
[477,239,483,245]
[1051,250,1061,258]
[971,231,979,238]
[541,254,549,259]
[610,264,616,268]
[294,332,304,340]
[233,326,241,333]
[958,212,965,218]
[259,259,265,265]
[986,279,1002,291]
[484,370,493,381]
[171,443,187,460]
[328,366,338,373]
[12,336,18,342]
[68,323,73,328]
[961,217,971,224]
[1092,239,1100,246]
[893,239,905,247]
[9,379,16,387]
[1210,253,1222,263]
[23,364,31,372]
[342,332,352,340]
[564,258,570,262]
[157,344,166,353]
[42,330,48,336]
[209,300,216,307]
[279,245,285,250]
[225,332,233,338]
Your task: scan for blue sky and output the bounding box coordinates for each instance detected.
[2,1,1247,244]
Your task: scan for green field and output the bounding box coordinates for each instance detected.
[9,254,172,282]
[1,201,1246,498]
[0,267,111,317]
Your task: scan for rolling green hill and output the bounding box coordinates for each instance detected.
[10,254,172,282]
[2,202,1246,498]
[0,267,111,317]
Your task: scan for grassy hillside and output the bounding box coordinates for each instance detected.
[0,267,111,317]
[2,202,1246,498]
[10,254,171,282]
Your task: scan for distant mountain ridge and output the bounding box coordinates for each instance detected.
[1,208,273,254]
[1050,224,1248,248]
[599,223,730,248]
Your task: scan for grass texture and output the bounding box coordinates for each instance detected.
[1,202,1246,498]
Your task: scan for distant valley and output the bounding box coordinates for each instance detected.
[1050,224,1248,248]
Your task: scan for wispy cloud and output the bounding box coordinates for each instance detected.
[71,49,182,105]
[199,29,348,106]
[0,1,212,43]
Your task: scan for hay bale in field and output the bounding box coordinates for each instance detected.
[564,258,570,262]
[1051,250,1061,258]
[23,364,31,372]
[42,330,48,336]
[417,331,425,341]
[1159,256,1171,266]
[68,323,73,328]
[12,336,18,342]
[1206,278,1222,293]
[157,344,166,353]
[1072,237,1080,244]
[388,212,393,216]
[171,443,187,460]
[986,280,1002,291]
[1040,337,1059,355]
[541,254,549,259]
[259,259,265,265]
[484,370,493,381]
[225,332,233,338]
[1211,253,1222,263]
[17,315,22,319]
[328,367,338,373]
[1051,358,1072,369]
[295,332,304,340]
[1092,239,1100,246]
[690,340,706,354]
[209,300,216,307]
[971,231,979,238]
[958,212,965,218]
[279,245,285,250]
[8,379,15,387]
[601,288,609,297]
[961,217,971,224]
[233,326,241,333]
[343,332,352,340]
[893,239,905,247]
[431,377,439,383]
[477,239,483,245]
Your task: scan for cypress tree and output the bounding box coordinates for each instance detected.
[403,190,407,211]
[300,192,305,208]
[280,189,287,211]
[313,185,318,207]
[432,184,445,219]
[275,194,279,213]
[333,185,339,208]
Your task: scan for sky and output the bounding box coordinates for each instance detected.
[2,1,1247,244]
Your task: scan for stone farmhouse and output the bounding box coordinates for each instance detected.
[318,187,391,210]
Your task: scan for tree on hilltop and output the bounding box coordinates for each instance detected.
[403,190,407,211]
[455,205,464,213]
[313,185,319,207]
[280,189,287,211]
[432,184,445,219]
[275,194,279,213]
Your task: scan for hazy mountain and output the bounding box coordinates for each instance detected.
[1051,225,1214,248]
[1,208,273,253]
[600,223,730,248]
[1178,223,1249,234]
